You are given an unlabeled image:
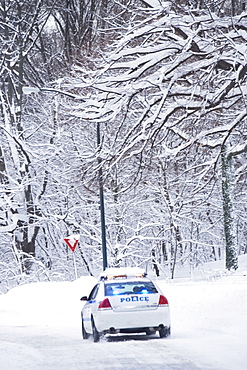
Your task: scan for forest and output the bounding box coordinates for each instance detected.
[0,0,247,292]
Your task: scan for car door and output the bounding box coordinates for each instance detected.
[83,284,99,333]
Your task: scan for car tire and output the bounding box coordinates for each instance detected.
[159,326,171,338]
[146,329,156,336]
[92,318,100,343]
[82,318,89,339]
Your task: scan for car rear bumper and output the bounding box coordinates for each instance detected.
[103,325,169,335]
[95,307,170,333]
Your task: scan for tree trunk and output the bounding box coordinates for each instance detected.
[152,248,160,277]
[221,145,238,270]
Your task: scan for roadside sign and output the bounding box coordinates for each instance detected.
[64,234,80,252]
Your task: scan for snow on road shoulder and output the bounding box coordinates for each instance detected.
[156,268,247,370]
[0,276,97,327]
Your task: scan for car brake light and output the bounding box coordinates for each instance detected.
[158,295,169,306]
[98,298,112,310]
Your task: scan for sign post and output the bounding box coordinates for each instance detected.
[64,234,80,279]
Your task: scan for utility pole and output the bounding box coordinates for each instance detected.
[97,122,107,270]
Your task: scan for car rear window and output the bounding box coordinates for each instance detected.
[104,281,158,296]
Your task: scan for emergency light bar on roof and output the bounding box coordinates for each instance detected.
[99,267,147,280]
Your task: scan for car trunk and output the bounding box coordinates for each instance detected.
[108,293,159,312]
[104,279,160,312]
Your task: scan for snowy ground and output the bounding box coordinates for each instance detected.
[0,257,247,370]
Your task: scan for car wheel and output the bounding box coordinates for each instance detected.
[159,326,171,338]
[82,318,89,339]
[146,329,156,336]
[92,318,100,343]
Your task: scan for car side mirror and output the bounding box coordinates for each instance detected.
[80,296,88,301]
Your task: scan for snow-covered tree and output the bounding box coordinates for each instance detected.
[61,1,247,272]
[0,0,51,272]
[1,0,247,288]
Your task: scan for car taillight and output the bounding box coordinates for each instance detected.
[158,295,169,306]
[98,298,112,310]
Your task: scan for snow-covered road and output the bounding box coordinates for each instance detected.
[0,260,247,370]
[0,325,204,370]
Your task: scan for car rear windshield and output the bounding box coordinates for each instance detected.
[104,281,158,296]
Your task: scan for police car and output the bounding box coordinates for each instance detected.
[80,267,170,342]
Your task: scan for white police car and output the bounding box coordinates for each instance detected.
[80,267,170,342]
